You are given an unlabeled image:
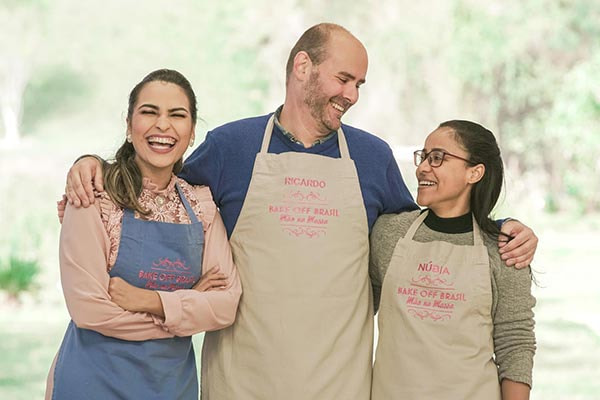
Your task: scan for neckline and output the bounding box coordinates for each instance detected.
[422,209,473,234]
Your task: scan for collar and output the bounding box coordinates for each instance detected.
[273,106,337,148]
[422,209,473,234]
[142,175,178,195]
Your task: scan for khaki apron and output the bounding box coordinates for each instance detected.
[372,211,501,400]
[202,116,372,399]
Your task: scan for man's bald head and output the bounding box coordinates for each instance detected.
[285,23,360,84]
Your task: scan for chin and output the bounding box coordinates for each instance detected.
[415,194,430,208]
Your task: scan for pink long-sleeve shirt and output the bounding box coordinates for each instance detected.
[46,176,240,399]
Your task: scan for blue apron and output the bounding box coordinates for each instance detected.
[52,183,204,400]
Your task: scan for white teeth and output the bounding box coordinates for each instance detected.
[331,102,344,112]
[148,136,176,145]
[419,180,436,186]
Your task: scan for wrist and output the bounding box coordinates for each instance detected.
[73,154,106,166]
[140,291,164,316]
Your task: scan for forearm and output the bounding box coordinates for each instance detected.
[125,288,165,318]
[501,379,530,400]
[492,260,536,386]
[156,210,241,336]
[60,204,172,341]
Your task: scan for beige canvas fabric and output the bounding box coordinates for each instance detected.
[202,115,372,399]
[372,211,501,400]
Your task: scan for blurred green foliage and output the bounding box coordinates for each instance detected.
[450,0,600,212]
[1,0,598,213]
[0,256,39,299]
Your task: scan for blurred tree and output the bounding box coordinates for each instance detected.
[0,0,46,146]
[449,0,600,212]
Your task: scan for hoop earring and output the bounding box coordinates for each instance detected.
[189,137,195,147]
[126,133,132,143]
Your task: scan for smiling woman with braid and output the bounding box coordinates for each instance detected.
[45,69,240,400]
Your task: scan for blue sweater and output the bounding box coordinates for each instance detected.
[180,113,418,237]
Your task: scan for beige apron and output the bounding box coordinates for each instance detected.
[372,211,501,400]
[202,115,372,399]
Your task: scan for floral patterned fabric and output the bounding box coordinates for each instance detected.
[97,175,216,269]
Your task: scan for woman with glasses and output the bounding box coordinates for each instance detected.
[370,120,536,400]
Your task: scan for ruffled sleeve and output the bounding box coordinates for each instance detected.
[177,178,217,229]
[96,191,123,268]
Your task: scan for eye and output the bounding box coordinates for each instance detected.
[337,76,348,83]
[171,113,187,118]
[140,109,156,115]
[430,152,444,163]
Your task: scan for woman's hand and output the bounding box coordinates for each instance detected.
[109,276,161,315]
[193,266,228,292]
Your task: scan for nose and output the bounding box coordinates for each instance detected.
[343,84,359,105]
[155,115,170,131]
[416,157,432,174]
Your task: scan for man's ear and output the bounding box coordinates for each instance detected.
[292,51,312,82]
[468,163,485,184]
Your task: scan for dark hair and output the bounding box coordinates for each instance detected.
[438,120,508,241]
[285,23,349,83]
[104,69,197,215]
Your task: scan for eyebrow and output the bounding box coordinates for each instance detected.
[339,71,366,85]
[138,104,189,113]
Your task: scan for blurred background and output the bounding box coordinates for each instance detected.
[1,0,599,398]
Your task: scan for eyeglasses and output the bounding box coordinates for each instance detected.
[413,149,473,168]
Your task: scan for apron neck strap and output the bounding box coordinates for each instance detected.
[260,114,350,159]
[405,210,429,240]
[175,182,200,224]
[471,214,483,246]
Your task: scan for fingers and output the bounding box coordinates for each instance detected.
[80,165,96,206]
[65,172,80,207]
[194,266,230,291]
[66,157,102,207]
[57,194,67,224]
[499,224,538,268]
[505,251,534,269]
[92,163,105,192]
[206,277,229,290]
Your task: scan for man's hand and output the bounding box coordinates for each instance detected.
[193,266,229,291]
[498,220,538,269]
[57,194,67,224]
[66,156,104,207]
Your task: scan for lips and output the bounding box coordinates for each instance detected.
[330,97,350,118]
[418,180,436,187]
[146,135,177,152]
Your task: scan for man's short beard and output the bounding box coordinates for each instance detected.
[303,70,337,132]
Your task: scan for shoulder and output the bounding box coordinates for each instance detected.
[62,192,112,236]
[207,114,271,142]
[341,124,394,155]
[372,210,422,243]
[482,234,504,272]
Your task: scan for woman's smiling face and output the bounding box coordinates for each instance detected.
[415,126,483,218]
[128,81,194,181]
